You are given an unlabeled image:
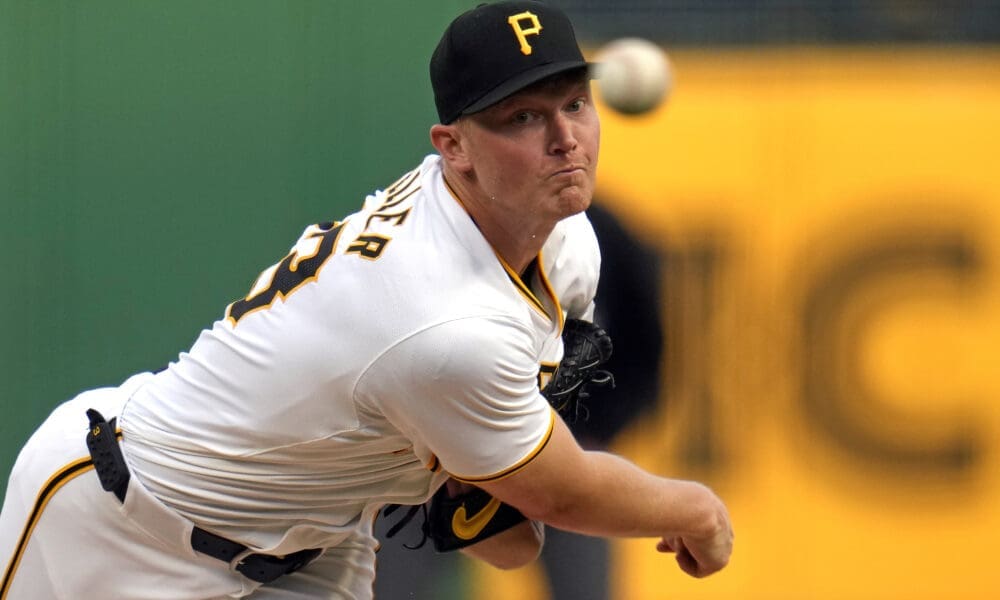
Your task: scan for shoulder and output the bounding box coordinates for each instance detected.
[360,315,553,481]
[547,212,599,252]
[346,155,444,228]
[542,212,601,320]
[544,213,600,278]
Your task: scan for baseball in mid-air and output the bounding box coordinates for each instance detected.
[592,37,673,116]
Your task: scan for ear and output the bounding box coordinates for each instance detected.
[430,123,473,173]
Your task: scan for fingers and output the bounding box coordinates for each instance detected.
[662,538,704,577]
[657,532,732,578]
[674,546,702,577]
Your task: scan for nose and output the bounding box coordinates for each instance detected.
[548,113,578,155]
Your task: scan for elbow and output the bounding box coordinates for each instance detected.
[462,520,545,570]
[496,520,545,569]
[487,545,541,571]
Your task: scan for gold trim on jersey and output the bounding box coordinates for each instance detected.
[538,361,558,391]
[1,456,97,598]
[426,454,441,472]
[495,253,551,319]
[451,409,556,484]
[535,249,565,332]
[440,176,565,324]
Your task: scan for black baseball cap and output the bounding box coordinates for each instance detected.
[430,1,590,124]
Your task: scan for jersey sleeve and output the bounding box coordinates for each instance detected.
[543,212,601,321]
[356,316,554,482]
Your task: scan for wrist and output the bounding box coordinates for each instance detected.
[693,484,729,539]
[681,482,727,540]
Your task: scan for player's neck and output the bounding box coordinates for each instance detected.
[489,231,546,276]
[441,172,550,274]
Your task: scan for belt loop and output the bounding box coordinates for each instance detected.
[85,408,129,502]
[85,408,322,584]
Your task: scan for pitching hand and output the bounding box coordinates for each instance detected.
[657,495,733,578]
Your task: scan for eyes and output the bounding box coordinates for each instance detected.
[510,97,588,125]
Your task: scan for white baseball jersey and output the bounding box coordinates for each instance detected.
[0,153,601,599]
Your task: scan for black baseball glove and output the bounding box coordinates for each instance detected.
[542,318,615,421]
[382,319,615,552]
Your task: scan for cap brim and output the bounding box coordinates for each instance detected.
[460,61,594,118]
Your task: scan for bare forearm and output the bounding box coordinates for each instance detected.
[478,418,733,577]
[517,450,722,540]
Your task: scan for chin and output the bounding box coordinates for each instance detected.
[557,190,593,217]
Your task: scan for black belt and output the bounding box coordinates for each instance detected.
[85,409,321,584]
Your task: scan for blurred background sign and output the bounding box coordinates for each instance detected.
[599,47,1000,600]
[3,1,999,599]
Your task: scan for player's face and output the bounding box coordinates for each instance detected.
[461,73,600,224]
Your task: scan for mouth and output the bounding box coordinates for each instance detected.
[551,165,587,178]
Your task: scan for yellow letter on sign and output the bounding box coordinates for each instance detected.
[507,11,542,55]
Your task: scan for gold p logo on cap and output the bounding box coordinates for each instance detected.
[507,11,542,55]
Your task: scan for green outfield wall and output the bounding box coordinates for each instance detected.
[0,1,467,491]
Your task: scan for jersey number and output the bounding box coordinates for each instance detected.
[226,221,345,324]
